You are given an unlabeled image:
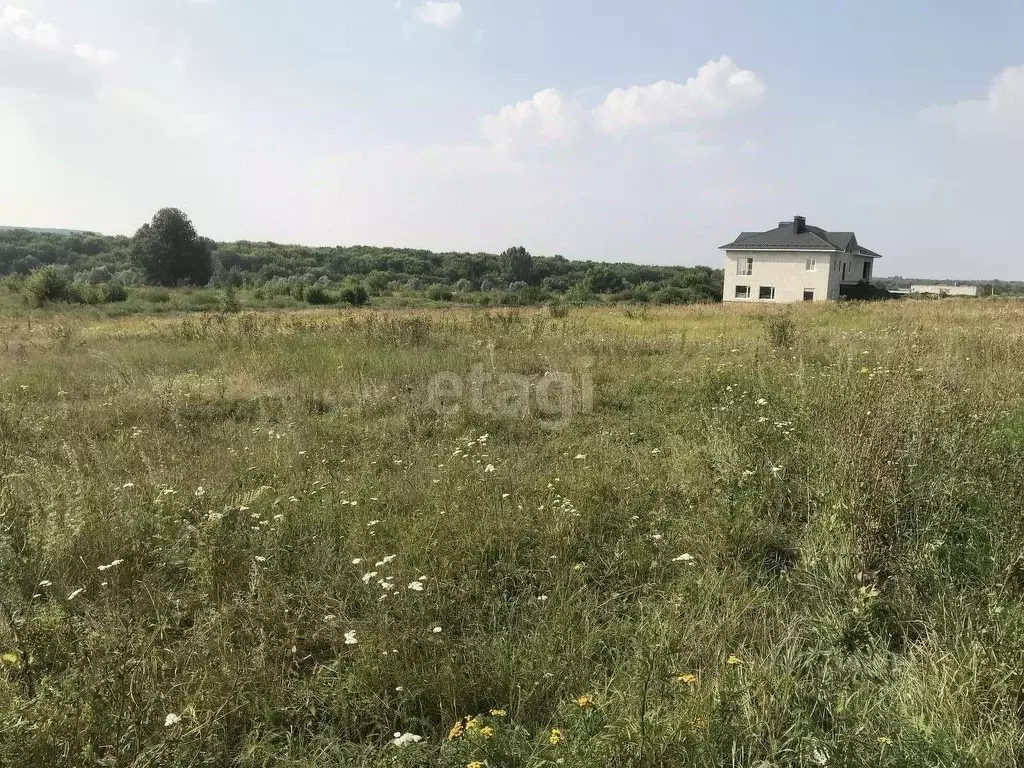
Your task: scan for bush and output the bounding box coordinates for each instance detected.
[104,282,128,303]
[653,287,687,305]
[24,266,73,307]
[340,284,369,306]
[763,311,796,348]
[144,288,171,304]
[548,301,570,318]
[303,285,336,305]
[220,286,241,313]
[2,274,24,293]
[427,284,454,302]
[454,279,474,293]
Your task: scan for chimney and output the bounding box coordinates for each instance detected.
[793,215,806,234]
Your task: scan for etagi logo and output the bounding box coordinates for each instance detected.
[426,359,593,430]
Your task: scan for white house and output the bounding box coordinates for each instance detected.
[720,216,882,303]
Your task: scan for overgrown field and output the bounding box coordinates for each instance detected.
[4,301,1024,767]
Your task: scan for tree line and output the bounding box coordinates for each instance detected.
[0,208,725,307]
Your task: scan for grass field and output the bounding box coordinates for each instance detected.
[4,300,1024,767]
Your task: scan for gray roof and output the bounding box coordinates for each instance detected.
[721,218,881,258]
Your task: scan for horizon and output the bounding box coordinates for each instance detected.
[3,0,1023,279]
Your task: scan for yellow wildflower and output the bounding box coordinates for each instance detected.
[448,718,468,740]
[878,736,893,745]
[675,673,698,685]
[481,726,494,738]
[726,655,743,665]
[466,717,479,731]
[467,762,485,768]
[489,709,507,717]
[549,728,563,745]
[576,695,593,709]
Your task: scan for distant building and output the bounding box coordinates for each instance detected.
[720,216,882,303]
[909,284,979,297]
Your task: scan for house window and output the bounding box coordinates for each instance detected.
[734,285,750,299]
[806,258,816,271]
[863,261,871,279]
[803,289,814,302]
[842,262,847,280]
[737,257,753,276]
[758,286,775,300]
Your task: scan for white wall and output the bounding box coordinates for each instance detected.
[723,250,837,303]
[910,284,979,296]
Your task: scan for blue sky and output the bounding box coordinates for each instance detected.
[2,0,1023,278]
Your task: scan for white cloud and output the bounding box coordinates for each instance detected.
[923,64,1024,138]
[480,88,584,150]
[2,6,30,23]
[480,56,764,153]
[1,6,60,49]
[411,1,462,30]
[594,56,765,133]
[73,44,119,64]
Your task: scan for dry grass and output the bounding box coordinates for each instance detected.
[3,299,1024,767]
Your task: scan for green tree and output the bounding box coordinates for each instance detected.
[586,266,624,294]
[130,208,213,286]
[500,246,534,284]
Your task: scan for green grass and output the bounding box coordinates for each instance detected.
[3,301,1024,766]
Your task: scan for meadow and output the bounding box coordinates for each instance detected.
[3,300,1024,767]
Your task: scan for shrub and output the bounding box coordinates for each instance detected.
[220,286,241,313]
[104,282,128,303]
[340,284,369,306]
[303,285,335,305]
[23,266,73,307]
[427,284,454,302]
[1,274,24,293]
[548,301,570,318]
[764,311,796,348]
[454,279,474,292]
[144,288,171,304]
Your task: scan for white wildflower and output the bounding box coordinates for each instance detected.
[97,559,124,572]
[484,464,496,473]
[165,713,181,727]
[431,626,442,634]
[67,588,85,600]
[391,732,422,747]
[344,630,358,645]
[407,581,425,592]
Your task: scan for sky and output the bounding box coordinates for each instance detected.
[1,1,1023,278]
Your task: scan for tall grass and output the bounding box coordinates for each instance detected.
[2,301,1024,766]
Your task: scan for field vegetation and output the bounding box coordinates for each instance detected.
[3,300,1024,766]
